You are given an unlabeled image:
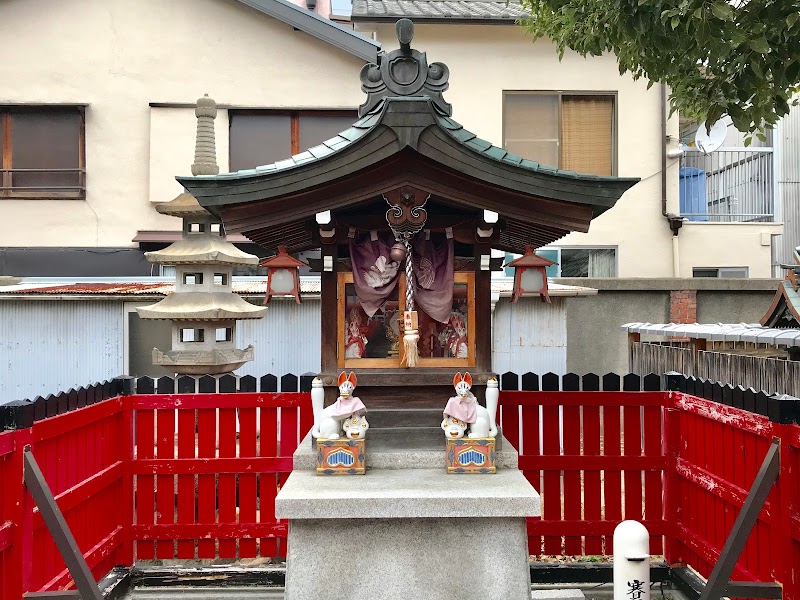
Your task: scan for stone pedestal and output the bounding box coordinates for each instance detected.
[276,434,540,600]
[284,517,531,599]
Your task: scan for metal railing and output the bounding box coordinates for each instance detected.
[679,148,774,222]
[0,167,86,196]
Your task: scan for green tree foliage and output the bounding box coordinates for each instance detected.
[518,0,800,136]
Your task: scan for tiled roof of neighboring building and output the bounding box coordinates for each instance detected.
[351,0,527,22]
[0,278,595,298]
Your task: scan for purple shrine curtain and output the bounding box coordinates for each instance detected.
[413,234,454,323]
[350,231,454,323]
[349,232,400,317]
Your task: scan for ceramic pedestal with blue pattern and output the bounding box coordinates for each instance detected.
[446,437,496,474]
[316,438,366,475]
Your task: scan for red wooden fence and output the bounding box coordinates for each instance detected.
[0,388,798,600]
[0,391,313,598]
[130,392,312,560]
[0,399,128,600]
[667,393,800,600]
[500,391,667,557]
[498,388,800,600]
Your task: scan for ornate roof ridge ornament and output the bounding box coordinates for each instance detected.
[358,18,451,118]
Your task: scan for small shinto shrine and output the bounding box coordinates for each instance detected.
[181,20,637,406]
[180,19,638,600]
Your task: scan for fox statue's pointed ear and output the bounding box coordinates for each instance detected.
[464,372,473,387]
[453,372,463,388]
[348,372,358,387]
[338,371,347,387]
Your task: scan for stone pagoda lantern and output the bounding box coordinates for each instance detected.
[137,95,266,375]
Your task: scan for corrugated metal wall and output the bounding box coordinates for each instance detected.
[492,297,567,375]
[241,296,569,376]
[236,298,321,377]
[775,105,800,274]
[0,295,569,400]
[0,300,124,403]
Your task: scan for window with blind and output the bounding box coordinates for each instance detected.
[503,93,615,176]
[229,110,357,172]
[559,248,617,277]
[0,107,85,198]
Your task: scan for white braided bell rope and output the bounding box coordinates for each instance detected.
[404,238,414,311]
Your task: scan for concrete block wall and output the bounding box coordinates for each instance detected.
[560,278,780,375]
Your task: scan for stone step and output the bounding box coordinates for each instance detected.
[294,431,517,470]
[366,425,445,446]
[126,587,585,599]
[364,425,504,450]
[365,407,443,428]
[128,587,283,599]
[277,466,538,518]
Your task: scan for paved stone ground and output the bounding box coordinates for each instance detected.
[128,588,587,600]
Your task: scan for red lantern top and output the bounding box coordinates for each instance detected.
[259,246,307,269]
[503,245,557,269]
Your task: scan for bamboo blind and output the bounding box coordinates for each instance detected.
[560,95,614,176]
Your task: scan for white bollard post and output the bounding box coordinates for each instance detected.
[311,377,325,438]
[614,521,650,600]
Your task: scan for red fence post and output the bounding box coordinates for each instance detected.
[662,393,681,565]
[7,428,34,598]
[1,430,22,600]
[120,397,134,567]
[773,423,798,600]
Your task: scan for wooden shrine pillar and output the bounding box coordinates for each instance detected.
[320,244,338,375]
[474,241,492,373]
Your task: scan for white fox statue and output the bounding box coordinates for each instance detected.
[311,372,368,440]
[441,372,498,439]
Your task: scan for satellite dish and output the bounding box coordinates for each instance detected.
[694,120,727,154]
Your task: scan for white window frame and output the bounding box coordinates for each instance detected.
[692,266,749,278]
[542,245,619,277]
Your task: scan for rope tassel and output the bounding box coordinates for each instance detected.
[403,311,419,368]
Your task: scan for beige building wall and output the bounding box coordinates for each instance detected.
[149,107,231,205]
[676,223,781,278]
[0,0,364,248]
[0,1,780,278]
[359,23,781,278]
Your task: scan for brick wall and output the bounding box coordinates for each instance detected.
[670,290,697,324]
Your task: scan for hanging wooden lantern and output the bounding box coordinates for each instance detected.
[503,246,557,303]
[260,246,306,305]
